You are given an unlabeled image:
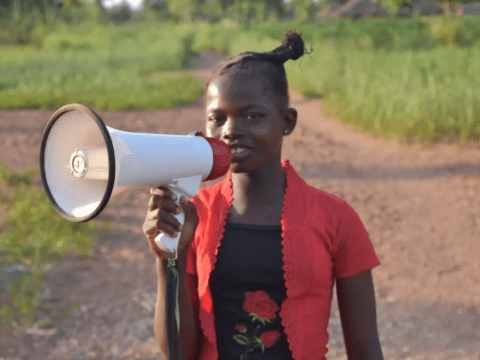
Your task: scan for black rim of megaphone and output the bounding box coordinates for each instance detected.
[40,104,116,223]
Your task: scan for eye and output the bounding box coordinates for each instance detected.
[208,115,226,125]
[246,112,264,121]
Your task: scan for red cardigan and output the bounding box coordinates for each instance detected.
[187,160,380,359]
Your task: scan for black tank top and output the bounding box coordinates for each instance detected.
[209,222,294,360]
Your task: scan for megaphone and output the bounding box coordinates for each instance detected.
[40,104,230,254]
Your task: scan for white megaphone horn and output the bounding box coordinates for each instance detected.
[40,104,231,254]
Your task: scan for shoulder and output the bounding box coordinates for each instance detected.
[287,167,348,219]
[285,163,360,230]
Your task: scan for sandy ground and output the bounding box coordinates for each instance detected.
[0,52,479,360]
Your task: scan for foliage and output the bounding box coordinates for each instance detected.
[107,1,132,24]
[188,19,480,143]
[371,0,411,14]
[288,0,324,24]
[0,23,204,110]
[2,17,480,142]
[428,11,466,46]
[167,0,200,21]
[0,162,98,329]
[284,39,480,143]
[191,21,240,52]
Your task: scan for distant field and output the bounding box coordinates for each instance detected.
[1,17,480,142]
[0,23,204,110]
[222,17,480,143]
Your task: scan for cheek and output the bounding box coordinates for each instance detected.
[255,123,271,136]
[253,120,283,145]
[205,123,218,138]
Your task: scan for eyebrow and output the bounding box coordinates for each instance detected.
[207,104,266,113]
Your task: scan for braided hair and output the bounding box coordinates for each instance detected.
[207,30,306,110]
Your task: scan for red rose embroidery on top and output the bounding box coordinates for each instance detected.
[234,291,283,359]
[236,324,246,332]
[260,331,282,348]
[243,290,279,320]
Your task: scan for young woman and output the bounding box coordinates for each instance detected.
[143,30,384,360]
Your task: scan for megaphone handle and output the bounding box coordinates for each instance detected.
[154,175,202,255]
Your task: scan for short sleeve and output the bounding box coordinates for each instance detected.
[333,202,380,279]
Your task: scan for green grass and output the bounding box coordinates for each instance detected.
[283,39,480,143]
[217,19,480,143]
[0,162,98,329]
[2,18,480,142]
[0,23,203,110]
[326,46,480,143]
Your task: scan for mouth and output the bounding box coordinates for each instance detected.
[231,147,247,154]
[229,146,250,159]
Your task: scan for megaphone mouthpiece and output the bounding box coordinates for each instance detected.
[204,137,231,181]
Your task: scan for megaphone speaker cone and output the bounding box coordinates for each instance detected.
[40,104,116,223]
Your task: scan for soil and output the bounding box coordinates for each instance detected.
[1,52,480,360]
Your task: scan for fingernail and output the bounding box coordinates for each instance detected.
[172,194,177,201]
[178,225,183,232]
[176,207,181,214]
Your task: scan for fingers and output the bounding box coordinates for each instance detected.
[145,212,182,238]
[144,187,183,240]
[143,192,199,259]
[148,189,180,213]
[180,196,197,220]
[150,208,182,229]
[148,199,181,220]
[150,186,177,201]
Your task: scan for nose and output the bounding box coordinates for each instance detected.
[222,117,242,140]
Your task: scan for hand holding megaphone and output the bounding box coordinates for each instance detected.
[143,187,199,259]
[40,104,231,255]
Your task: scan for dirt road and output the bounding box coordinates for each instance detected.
[1,53,479,360]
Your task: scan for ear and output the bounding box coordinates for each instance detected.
[283,107,297,136]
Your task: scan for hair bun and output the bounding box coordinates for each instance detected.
[282,30,305,61]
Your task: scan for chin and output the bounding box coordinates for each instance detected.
[229,163,247,173]
[229,160,267,174]
[228,159,255,173]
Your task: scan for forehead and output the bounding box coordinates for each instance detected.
[206,73,276,110]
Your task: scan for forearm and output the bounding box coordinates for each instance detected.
[154,256,200,360]
[177,255,201,360]
[154,257,169,358]
[343,333,383,360]
[336,270,384,360]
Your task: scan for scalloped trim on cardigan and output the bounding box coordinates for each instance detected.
[195,159,319,360]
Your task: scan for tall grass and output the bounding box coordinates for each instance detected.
[0,23,203,110]
[220,18,480,143]
[327,46,480,142]
[2,18,480,142]
[283,39,480,143]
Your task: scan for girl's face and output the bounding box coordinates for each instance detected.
[205,73,296,173]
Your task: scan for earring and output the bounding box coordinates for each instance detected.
[284,130,290,135]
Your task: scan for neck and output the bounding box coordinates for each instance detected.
[229,159,286,222]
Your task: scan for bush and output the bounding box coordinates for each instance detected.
[429,12,465,47]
